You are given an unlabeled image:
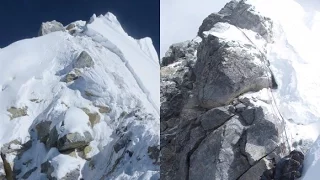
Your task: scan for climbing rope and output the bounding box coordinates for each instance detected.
[236,27,292,153]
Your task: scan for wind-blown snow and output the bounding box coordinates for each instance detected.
[58,107,92,138]
[87,14,160,114]
[243,0,320,178]
[247,0,320,126]
[0,12,159,179]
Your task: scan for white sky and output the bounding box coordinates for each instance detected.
[160,0,230,58]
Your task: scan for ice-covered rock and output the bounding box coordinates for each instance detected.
[38,20,65,36]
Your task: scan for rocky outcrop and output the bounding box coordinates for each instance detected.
[35,108,94,152]
[161,1,288,180]
[161,38,200,67]
[57,131,93,151]
[74,51,95,69]
[41,158,81,180]
[195,22,271,109]
[38,20,65,36]
[198,0,273,42]
[7,106,28,120]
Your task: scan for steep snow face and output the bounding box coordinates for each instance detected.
[239,0,320,178]
[87,14,160,113]
[303,135,320,180]
[246,0,320,127]
[0,12,159,180]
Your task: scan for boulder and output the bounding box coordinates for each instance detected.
[161,39,200,66]
[74,51,94,69]
[57,131,93,151]
[244,107,281,165]
[194,24,271,108]
[160,80,183,120]
[41,160,80,180]
[81,108,100,127]
[36,121,52,143]
[95,105,111,114]
[38,20,65,36]
[7,106,28,120]
[189,116,247,180]
[198,1,273,42]
[64,69,82,83]
[199,107,234,130]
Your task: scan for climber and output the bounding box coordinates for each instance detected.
[260,150,304,180]
[274,150,304,180]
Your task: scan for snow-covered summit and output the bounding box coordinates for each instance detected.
[0,12,159,180]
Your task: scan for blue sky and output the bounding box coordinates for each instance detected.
[0,0,159,55]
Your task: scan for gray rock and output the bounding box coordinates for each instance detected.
[66,23,76,31]
[189,117,246,180]
[160,80,183,120]
[81,108,100,127]
[244,107,281,165]
[38,20,65,36]
[235,103,247,112]
[1,139,22,154]
[96,105,111,114]
[61,169,80,180]
[46,127,59,148]
[160,1,285,179]
[194,30,270,109]
[57,131,93,151]
[161,39,199,67]
[240,107,256,125]
[198,1,273,42]
[7,106,28,120]
[74,51,94,69]
[41,160,79,180]
[199,107,233,130]
[41,161,55,180]
[36,121,52,143]
[239,158,271,180]
[64,69,82,83]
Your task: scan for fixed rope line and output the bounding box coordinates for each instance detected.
[236,27,292,153]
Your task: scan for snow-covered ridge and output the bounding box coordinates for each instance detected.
[0,12,159,180]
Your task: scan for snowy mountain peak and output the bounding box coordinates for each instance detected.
[0,12,159,180]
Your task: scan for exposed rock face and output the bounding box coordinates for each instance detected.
[74,51,95,69]
[160,1,288,180]
[7,106,28,120]
[198,0,273,42]
[161,38,200,67]
[38,20,65,36]
[195,22,271,109]
[57,131,93,151]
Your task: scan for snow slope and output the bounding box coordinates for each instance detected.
[302,135,320,179]
[0,12,159,180]
[241,0,320,178]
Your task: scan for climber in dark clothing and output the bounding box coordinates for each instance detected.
[260,150,304,180]
[274,150,304,180]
